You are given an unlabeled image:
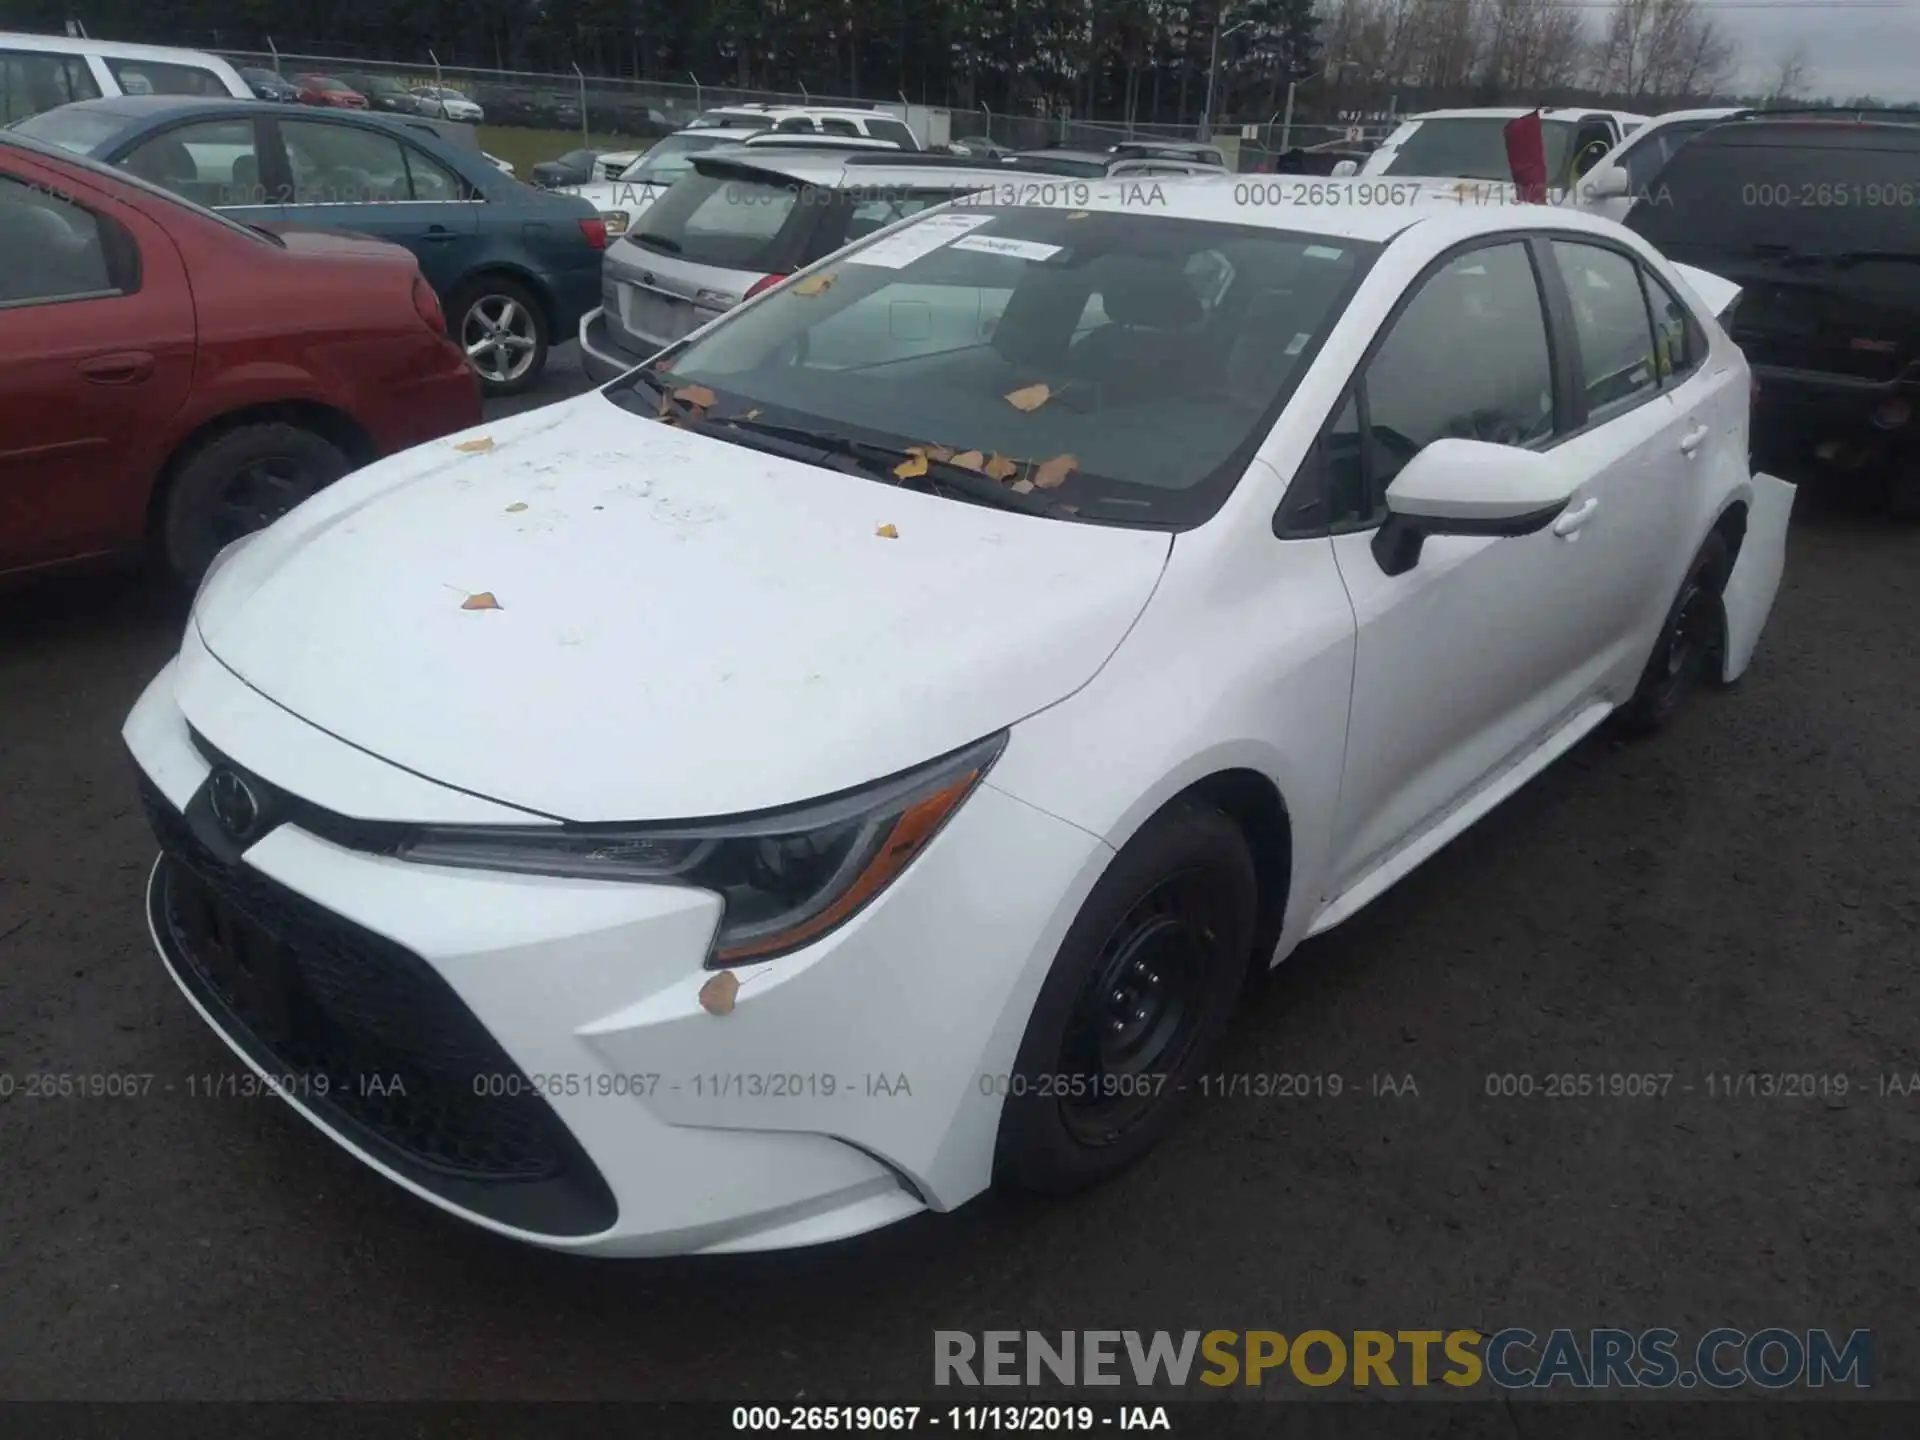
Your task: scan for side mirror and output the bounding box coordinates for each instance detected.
[1331,159,1360,177]
[1582,163,1630,200]
[1371,439,1577,576]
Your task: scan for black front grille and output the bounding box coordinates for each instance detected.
[140,777,617,1238]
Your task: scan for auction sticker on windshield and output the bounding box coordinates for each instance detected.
[948,234,1062,263]
[845,212,994,269]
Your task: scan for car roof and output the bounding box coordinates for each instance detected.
[0,30,231,65]
[1012,148,1108,162]
[692,153,1011,189]
[1405,107,1628,123]
[25,95,505,157]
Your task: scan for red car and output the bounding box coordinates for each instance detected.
[292,74,369,108]
[0,134,481,586]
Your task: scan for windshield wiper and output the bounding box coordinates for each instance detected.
[721,417,1066,517]
[629,231,681,254]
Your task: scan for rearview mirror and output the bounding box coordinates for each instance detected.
[1583,163,1629,200]
[1331,160,1359,177]
[1372,439,1577,576]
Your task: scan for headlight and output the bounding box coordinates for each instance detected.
[193,531,260,612]
[396,732,1005,966]
[603,209,629,235]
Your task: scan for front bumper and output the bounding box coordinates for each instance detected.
[579,307,652,386]
[123,630,1111,1255]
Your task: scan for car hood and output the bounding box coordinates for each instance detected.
[194,394,1173,823]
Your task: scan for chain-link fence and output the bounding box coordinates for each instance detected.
[216,49,1379,172]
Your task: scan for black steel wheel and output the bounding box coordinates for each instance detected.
[158,422,350,589]
[995,800,1257,1193]
[1618,531,1732,735]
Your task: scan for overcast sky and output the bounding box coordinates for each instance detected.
[1710,0,1920,100]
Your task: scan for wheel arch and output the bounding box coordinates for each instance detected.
[447,262,559,332]
[146,400,377,541]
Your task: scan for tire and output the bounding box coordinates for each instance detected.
[450,275,548,398]
[1616,531,1733,736]
[994,800,1258,1195]
[157,422,350,589]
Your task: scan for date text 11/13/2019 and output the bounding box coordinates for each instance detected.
[730,1406,1171,1432]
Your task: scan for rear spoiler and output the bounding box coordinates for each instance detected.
[1671,262,1743,324]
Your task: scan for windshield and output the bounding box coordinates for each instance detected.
[1377,117,1575,181]
[624,205,1374,528]
[11,108,130,156]
[617,131,740,181]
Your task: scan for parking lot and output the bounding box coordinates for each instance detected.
[0,329,1914,1397]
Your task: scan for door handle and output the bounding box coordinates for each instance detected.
[422,226,457,243]
[1679,423,1710,456]
[79,351,155,385]
[1552,497,1600,538]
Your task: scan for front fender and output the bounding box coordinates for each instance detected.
[1719,473,1797,684]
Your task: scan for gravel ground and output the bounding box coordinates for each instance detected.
[0,364,1915,1400]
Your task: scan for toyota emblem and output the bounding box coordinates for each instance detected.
[207,769,260,841]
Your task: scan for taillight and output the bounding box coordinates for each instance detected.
[578,217,608,249]
[744,272,789,301]
[412,275,446,335]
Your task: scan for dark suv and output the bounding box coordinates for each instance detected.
[1628,115,1920,515]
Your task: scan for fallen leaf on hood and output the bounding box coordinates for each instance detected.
[504,502,529,513]
[923,444,957,463]
[984,454,1019,482]
[698,970,740,1016]
[1032,454,1079,489]
[454,437,495,454]
[894,452,929,479]
[1066,211,1091,220]
[672,384,717,409]
[875,523,899,538]
[1004,382,1052,412]
[461,591,502,611]
[793,273,836,296]
[951,450,986,471]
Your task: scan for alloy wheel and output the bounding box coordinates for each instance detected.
[461,294,540,385]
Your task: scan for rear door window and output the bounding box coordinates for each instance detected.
[0,48,102,124]
[105,58,231,97]
[119,118,267,208]
[629,170,805,270]
[0,172,127,305]
[1549,241,1659,417]
[866,117,918,150]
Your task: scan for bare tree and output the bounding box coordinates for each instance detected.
[1768,39,1812,101]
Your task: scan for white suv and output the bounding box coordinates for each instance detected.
[0,32,248,123]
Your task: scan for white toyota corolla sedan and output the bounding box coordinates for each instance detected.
[126,180,1795,1256]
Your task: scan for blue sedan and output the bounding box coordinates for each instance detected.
[16,96,607,395]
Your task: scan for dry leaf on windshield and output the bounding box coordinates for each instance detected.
[951,450,986,471]
[743,408,763,421]
[984,454,1018,482]
[461,591,502,611]
[673,384,717,409]
[894,453,929,479]
[1033,454,1079,489]
[923,444,956,463]
[454,437,495,454]
[504,502,528,513]
[1004,383,1052,412]
[1011,479,1036,494]
[793,273,835,297]
[876,523,899,538]
[698,970,740,1016]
